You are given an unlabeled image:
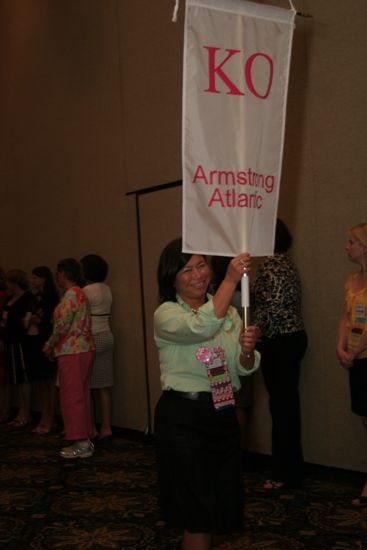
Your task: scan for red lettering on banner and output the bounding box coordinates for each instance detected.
[192,164,209,184]
[208,188,263,209]
[208,188,225,206]
[245,53,273,99]
[203,46,273,99]
[203,47,244,96]
[225,189,235,207]
[237,171,247,185]
[192,164,274,194]
[238,192,249,207]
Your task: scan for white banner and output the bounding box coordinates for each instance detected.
[182,0,296,256]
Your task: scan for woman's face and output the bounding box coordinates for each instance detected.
[174,255,211,304]
[30,274,44,291]
[346,234,367,264]
[55,270,66,290]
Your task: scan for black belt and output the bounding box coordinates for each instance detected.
[165,390,211,401]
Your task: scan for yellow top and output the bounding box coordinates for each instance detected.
[345,272,367,359]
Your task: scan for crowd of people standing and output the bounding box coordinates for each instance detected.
[0,255,114,459]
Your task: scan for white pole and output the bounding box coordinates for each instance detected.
[241,272,250,329]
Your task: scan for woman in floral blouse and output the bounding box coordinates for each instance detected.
[252,219,307,490]
[44,258,95,459]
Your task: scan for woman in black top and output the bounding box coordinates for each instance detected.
[24,266,59,434]
[1,269,33,426]
[252,219,307,489]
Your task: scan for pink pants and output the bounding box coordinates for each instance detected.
[57,351,93,441]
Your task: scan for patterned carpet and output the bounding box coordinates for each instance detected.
[0,421,367,549]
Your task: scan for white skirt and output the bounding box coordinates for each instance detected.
[90,331,114,389]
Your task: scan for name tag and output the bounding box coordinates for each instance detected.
[196,346,235,411]
[355,303,366,325]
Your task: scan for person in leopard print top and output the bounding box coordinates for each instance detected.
[252,219,307,490]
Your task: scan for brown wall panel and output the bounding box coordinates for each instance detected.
[139,186,182,427]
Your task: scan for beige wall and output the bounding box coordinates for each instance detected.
[1,0,366,472]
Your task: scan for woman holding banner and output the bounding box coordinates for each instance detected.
[336,223,367,506]
[154,238,260,550]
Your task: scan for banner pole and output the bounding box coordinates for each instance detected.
[241,273,250,330]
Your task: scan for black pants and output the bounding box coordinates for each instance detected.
[349,357,367,417]
[154,391,244,534]
[258,331,307,485]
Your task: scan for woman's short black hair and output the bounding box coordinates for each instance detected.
[157,238,192,303]
[56,258,82,285]
[274,218,293,253]
[80,254,108,283]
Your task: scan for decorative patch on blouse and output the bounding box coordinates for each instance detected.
[196,346,235,411]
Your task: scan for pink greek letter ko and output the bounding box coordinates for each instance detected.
[203,46,274,99]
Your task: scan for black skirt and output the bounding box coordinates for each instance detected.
[349,357,367,417]
[154,390,244,535]
[23,335,56,382]
[5,342,29,384]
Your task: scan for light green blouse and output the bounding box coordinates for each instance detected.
[154,294,260,393]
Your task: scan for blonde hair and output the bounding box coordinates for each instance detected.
[350,223,367,276]
[350,223,367,247]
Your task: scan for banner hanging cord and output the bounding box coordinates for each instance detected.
[288,0,296,12]
[172,0,179,22]
[290,1,313,17]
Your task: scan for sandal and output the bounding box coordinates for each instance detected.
[352,496,367,506]
[263,479,285,490]
[8,418,31,427]
[32,426,51,435]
